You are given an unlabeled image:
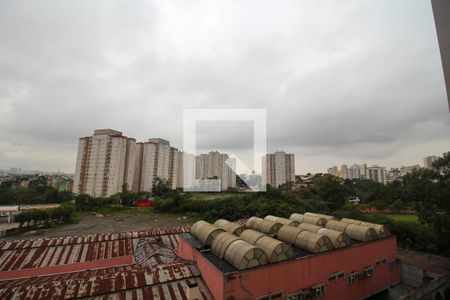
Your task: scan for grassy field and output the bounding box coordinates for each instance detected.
[382,214,419,223]
[3,207,201,241]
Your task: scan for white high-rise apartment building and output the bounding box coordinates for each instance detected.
[423,155,439,169]
[73,129,136,197]
[195,151,236,191]
[140,138,179,192]
[263,151,295,187]
[366,165,386,184]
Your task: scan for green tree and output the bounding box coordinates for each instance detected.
[409,153,450,255]
[311,176,347,209]
[390,199,405,213]
[118,183,137,206]
[153,177,169,198]
[58,191,74,202]
[75,193,94,210]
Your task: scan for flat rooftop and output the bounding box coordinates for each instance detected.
[180,232,363,274]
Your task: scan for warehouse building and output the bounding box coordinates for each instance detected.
[177,213,402,300]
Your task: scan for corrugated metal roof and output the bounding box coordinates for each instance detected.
[0,226,190,250]
[0,263,207,299]
[0,226,190,251]
[0,226,214,299]
[0,239,134,271]
[87,277,213,300]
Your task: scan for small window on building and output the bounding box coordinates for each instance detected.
[364,267,374,278]
[347,273,358,285]
[257,291,284,300]
[311,284,325,297]
[388,258,401,268]
[327,271,345,283]
[287,292,305,300]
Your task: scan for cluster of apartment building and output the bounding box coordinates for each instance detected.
[328,153,447,185]
[73,129,188,197]
[73,129,297,197]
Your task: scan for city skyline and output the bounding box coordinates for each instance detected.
[1,1,449,174]
[1,127,447,176]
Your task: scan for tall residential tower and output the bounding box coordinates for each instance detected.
[263,151,295,187]
[73,129,136,197]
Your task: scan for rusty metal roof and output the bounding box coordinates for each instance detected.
[0,226,190,251]
[0,226,214,299]
[0,239,134,271]
[88,276,213,300]
[0,263,205,298]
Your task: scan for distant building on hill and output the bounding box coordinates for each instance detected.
[367,165,387,185]
[423,155,439,169]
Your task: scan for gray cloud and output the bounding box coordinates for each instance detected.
[0,0,448,173]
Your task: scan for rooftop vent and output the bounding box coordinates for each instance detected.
[265,215,299,227]
[246,217,282,235]
[341,218,390,238]
[290,213,327,226]
[277,225,334,253]
[211,232,267,270]
[214,219,245,236]
[240,229,294,263]
[191,220,224,246]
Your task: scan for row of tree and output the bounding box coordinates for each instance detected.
[154,153,450,256]
[14,202,77,228]
[0,176,73,205]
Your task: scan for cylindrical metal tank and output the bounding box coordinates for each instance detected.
[257,219,283,235]
[225,239,268,270]
[246,216,263,228]
[295,231,334,253]
[290,213,326,226]
[340,218,390,238]
[191,220,224,246]
[344,224,377,242]
[298,223,322,232]
[211,231,240,258]
[214,219,245,236]
[317,228,350,248]
[277,225,304,245]
[265,215,299,227]
[278,225,333,253]
[340,218,362,225]
[240,229,293,263]
[325,220,350,232]
[247,217,282,235]
[305,212,337,221]
[211,232,268,270]
[359,221,390,238]
[240,229,266,244]
[255,236,294,263]
[297,223,349,248]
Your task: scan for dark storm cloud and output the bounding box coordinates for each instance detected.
[0,0,448,173]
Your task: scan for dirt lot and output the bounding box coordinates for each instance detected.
[1,208,199,241]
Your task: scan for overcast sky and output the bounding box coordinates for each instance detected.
[0,0,449,174]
